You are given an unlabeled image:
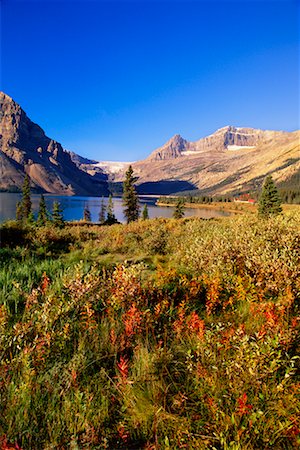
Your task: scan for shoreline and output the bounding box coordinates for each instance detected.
[157,201,300,215]
[156,201,251,214]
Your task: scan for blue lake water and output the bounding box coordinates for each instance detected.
[0,193,230,224]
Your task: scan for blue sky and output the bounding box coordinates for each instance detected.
[1,0,299,161]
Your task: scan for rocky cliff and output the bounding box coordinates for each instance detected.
[148,134,190,161]
[0,92,108,195]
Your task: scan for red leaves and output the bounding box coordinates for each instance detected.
[117,356,129,380]
[40,271,50,295]
[236,393,253,416]
[173,303,205,340]
[117,423,130,443]
[123,303,142,339]
[187,311,205,339]
[0,436,22,450]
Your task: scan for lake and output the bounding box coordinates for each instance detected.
[0,193,230,223]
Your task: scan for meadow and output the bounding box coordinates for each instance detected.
[0,212,299,449]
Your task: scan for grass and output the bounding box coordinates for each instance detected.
[0,213,299,449]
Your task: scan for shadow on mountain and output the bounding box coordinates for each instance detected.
[137,180,197,195]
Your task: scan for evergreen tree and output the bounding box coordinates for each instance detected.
[52,201,65,227]
[106,195,118,225]
[83,205,91,222]
[99,197,106,224]
[173,199,185,219]
[37,194,48,225]
[16,201,23,222]
[21,174,32,219]
[122,165,139,223]
[258,176,282,217]
[142,203,149,220]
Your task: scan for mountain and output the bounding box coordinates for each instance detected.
[0,92,109,195]
[148,134,189,161]
[69,153,131,180]
[130,126,300,195]
[1,91,298,197]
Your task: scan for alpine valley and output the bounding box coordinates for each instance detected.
[0,91,299,196]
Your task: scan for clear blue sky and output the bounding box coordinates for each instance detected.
[1,0,299,161]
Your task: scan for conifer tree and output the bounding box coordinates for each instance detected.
[21,174,32,219]
[16,201,23,222]
[106,195,117,225]
[122,165,139,223]
[83,205,91,222]
[99,197,106,224]
[173,198,185,219]
[52,201,65,227]
[258,175,282,217]
[142,203,149,220]
[37,194,48,225]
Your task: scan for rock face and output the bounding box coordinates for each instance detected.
[148,134,189,161]
[131,126,300,195]
[147,126,281,161]
[0,92,109,195]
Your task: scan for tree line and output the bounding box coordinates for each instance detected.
[16,170,283,226]
[15,166,152,226]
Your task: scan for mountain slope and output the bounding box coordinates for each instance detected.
[0,92,108,195]
[131,126,300,195]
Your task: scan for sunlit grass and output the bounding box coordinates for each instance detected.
[0,213,299,448]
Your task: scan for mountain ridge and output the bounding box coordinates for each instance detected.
[1,91,299,196]
[0,91,108,195]
[131,127,300,195]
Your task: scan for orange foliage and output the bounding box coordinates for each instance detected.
[123,303,142,339]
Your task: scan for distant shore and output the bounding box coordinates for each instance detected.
[157,201,300,215]
[156,201,250,214]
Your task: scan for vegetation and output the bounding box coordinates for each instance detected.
[52,201,65,228]
[123,165,139,223]
[16,174,32,222]
[83,205,92,222]
[0,211,299,449]
[37,194,49,226]
[99,197,106,224]
[106,194,118,225]
[258,176,282,217]
[159,195,232,205]
[142,203,149,220]
[173,199,185,219]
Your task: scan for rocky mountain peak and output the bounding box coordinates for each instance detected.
[0,91,109,195]
[148,134,188,161]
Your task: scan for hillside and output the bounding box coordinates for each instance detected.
[131,126,300,195]
[0,92,109,195]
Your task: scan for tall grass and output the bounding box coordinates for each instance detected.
[0,214,299,449]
